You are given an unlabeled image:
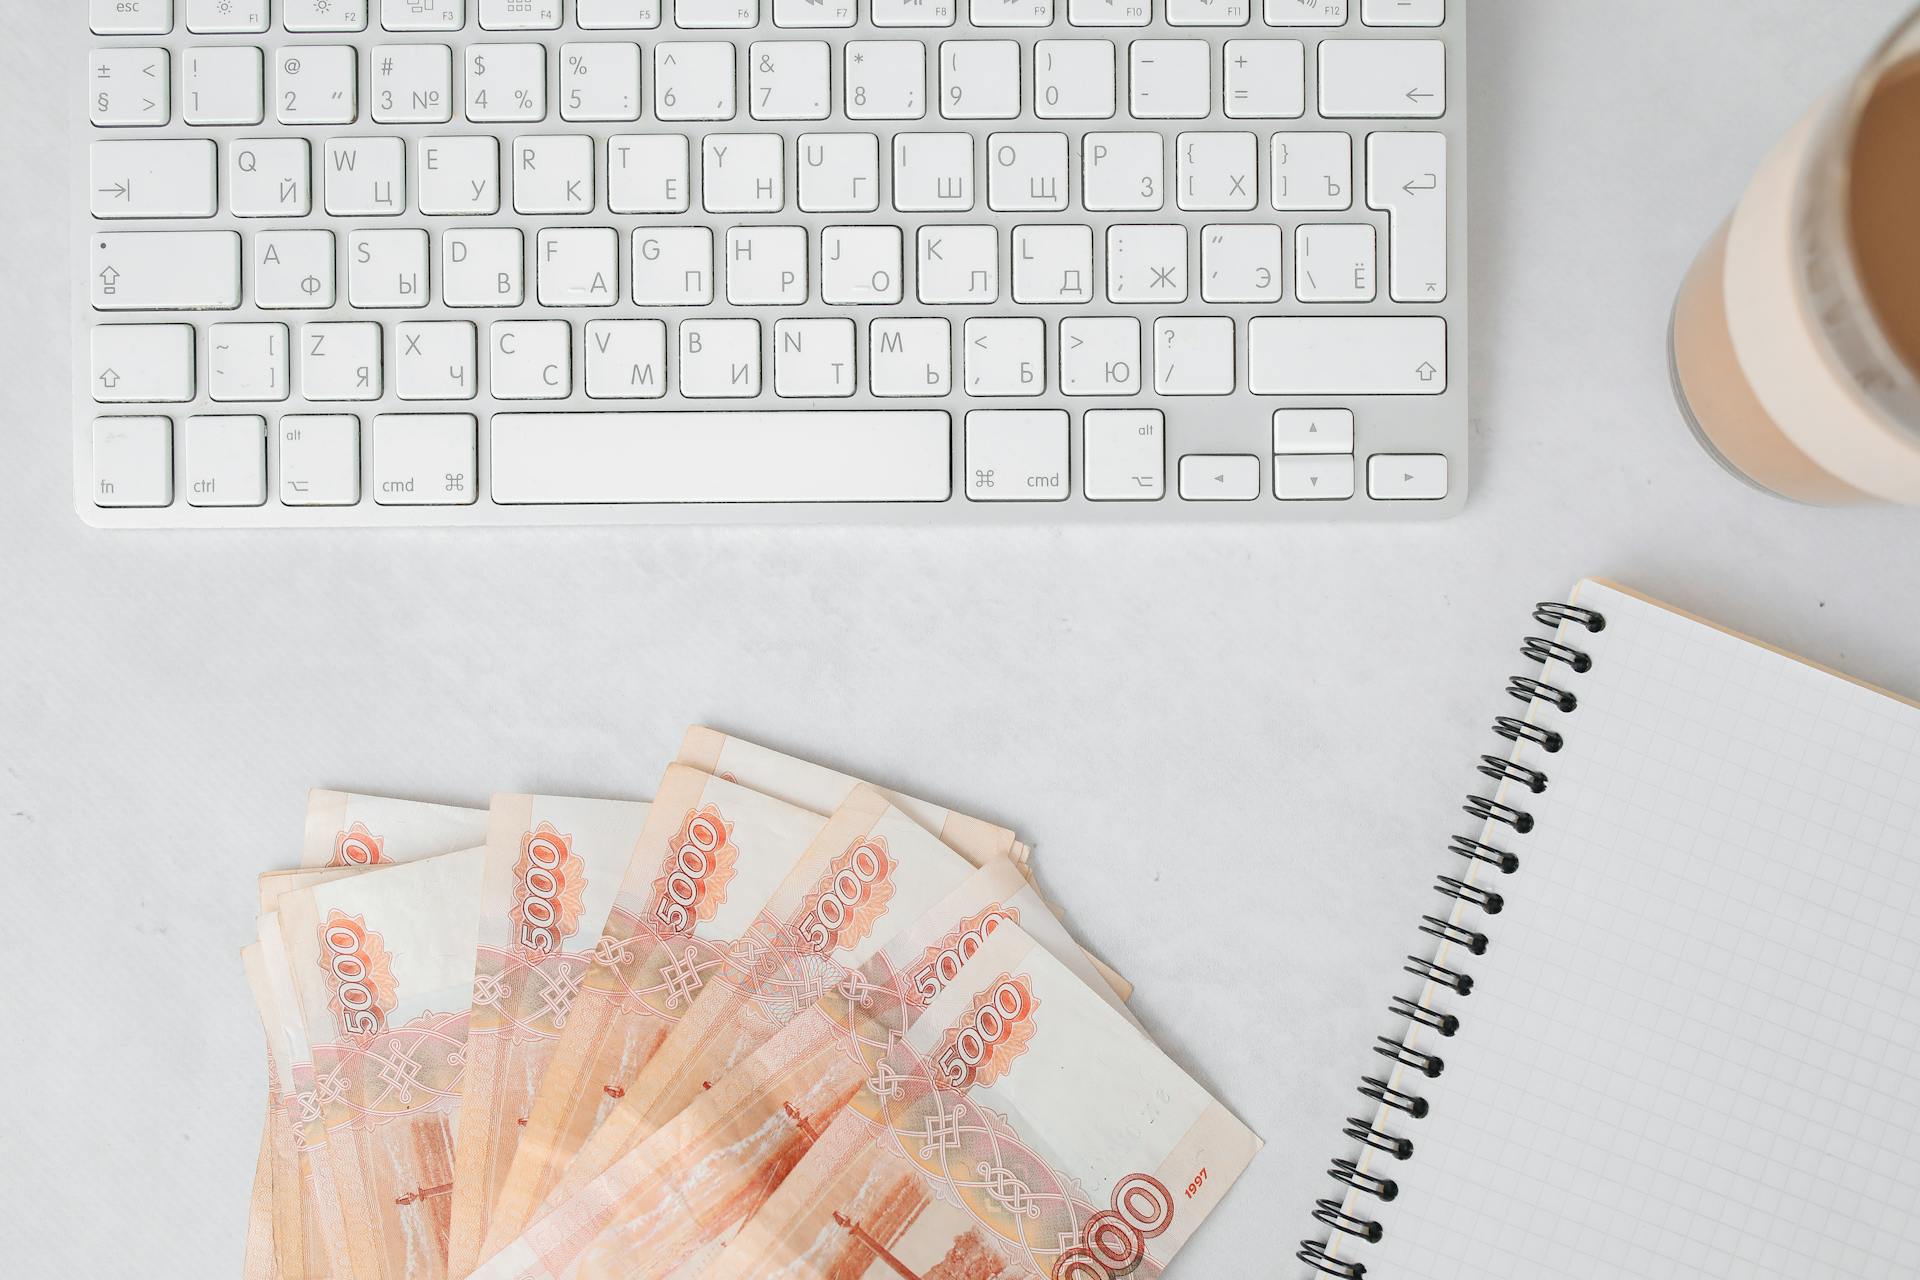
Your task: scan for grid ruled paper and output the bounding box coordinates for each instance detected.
[1331,580,1920,1279]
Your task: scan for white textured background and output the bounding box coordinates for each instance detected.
[5,2,1920,1276]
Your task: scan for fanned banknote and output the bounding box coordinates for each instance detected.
[302,790,489,869]
[705,921,1259,1280]
[527,787,988,1229]
[464,857,1119,1280]
[481,768,835,1256]
[446,796,654,1277]
[280,847,488,1280]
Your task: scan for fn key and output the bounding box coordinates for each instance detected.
[1368,453,1449,500]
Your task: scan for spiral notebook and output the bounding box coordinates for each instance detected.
[1302,579,1920,1279]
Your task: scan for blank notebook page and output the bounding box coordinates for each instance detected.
[1361,580,1920,1279]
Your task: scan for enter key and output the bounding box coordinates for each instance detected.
[1367,131,1448,303]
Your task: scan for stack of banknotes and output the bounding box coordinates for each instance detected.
[243,728,1260,1280]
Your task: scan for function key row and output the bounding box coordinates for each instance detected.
[93,0,1442,36]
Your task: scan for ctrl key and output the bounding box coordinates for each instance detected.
[373,414,478,505]
[92,416,173,508]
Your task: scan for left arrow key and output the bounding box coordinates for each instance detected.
[90,141,219,218]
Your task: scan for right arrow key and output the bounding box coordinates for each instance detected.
[1367,453,1450,500]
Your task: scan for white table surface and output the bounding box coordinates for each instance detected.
[5,3,1919,1275]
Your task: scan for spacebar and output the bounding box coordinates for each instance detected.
[490,411,952,504]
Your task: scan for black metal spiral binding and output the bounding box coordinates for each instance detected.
[1298,601,1604,1279]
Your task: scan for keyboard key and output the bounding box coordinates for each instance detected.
[845,41,926,120]
[986,131,1068,211]
[91,231,242,311]
[185,416,268,507]
[1178,454,1259,500]
[490,321,573,398]
[678,318,762,397]
[1266,0,1346,24]
[777,0,856,26]
[1295,223,1376,303]
[286,0,371,30]
[724,226,808,305]
[1106,224,1186,303]
[89,140,217,219]
[1363,0,1442,25]
[1224,40,1304,119]
[965,410,1068,500]
[916,225,998,302]
[1012,224,1094,304]
[1368,130,1449,301]
[1319,39,1445,118]
[325,138,408,216]
[1153,316,1234,395]
[1368,452,1448,499]
[584,319,668,398]
[612,134,692,212]
[373,44,455,124]
[821,226,903,303]
[1274,453,1355,499]
[1177,131,1257,210]
[750,41,832,120]
[512,135,596,213]
[1272,132,1352,210]
[231,139,314,217]
[1068,0,1146,23]
[1200,223,1283,302]
[479,0,561,28]
[420,136,502,215]
[655,42,738,120]
[1034,40,1115,119]
[893,133,974,211]
[187,0,269,32]
[489,411,952,503]
[560,42,644,121]
[467,44,547,122]
[964,317,1044,395]
[184,47,265,126]
[91,0,172,35]
[537,227,621,306]
[941,40,1021,121]
[774,317,857,397]
[208,323,291,402]
[1083,132,1163,211]
[872,0,955,26]
[578,0,665,26]
[702,133,784,212]
[971,0,1053,26]
[1060,317,1140,395]
[1167,0,1249,26]
[383,0,468,30]
[91,325,195,404]
[1272,408,1354,453]
[1083,408,1163,499]
[634,227,714,303]
[92,417,174,508]
[302,322,386,401]
[279,415,363,506]
[1129,41,1209,119]
[277,46,359,124]
[89,49,170,127]
[395,321,478,399]
[373,414,478,504]
[255,230,337,308]
[346,229,430,307]
[678,0,761,27]
[868,317,951,396]
[1248,317,1446,394]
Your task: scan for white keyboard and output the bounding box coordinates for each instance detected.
[75,0,1466,526]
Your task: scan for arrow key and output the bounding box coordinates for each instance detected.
[88,48,171,127]
[1367,452,1448,500]
[1179,454,1260,501]
[1273,408,1354,454]
[1275,454,1354,501]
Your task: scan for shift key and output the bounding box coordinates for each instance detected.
[1249,317,1446,395]
[91,232,241,311]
